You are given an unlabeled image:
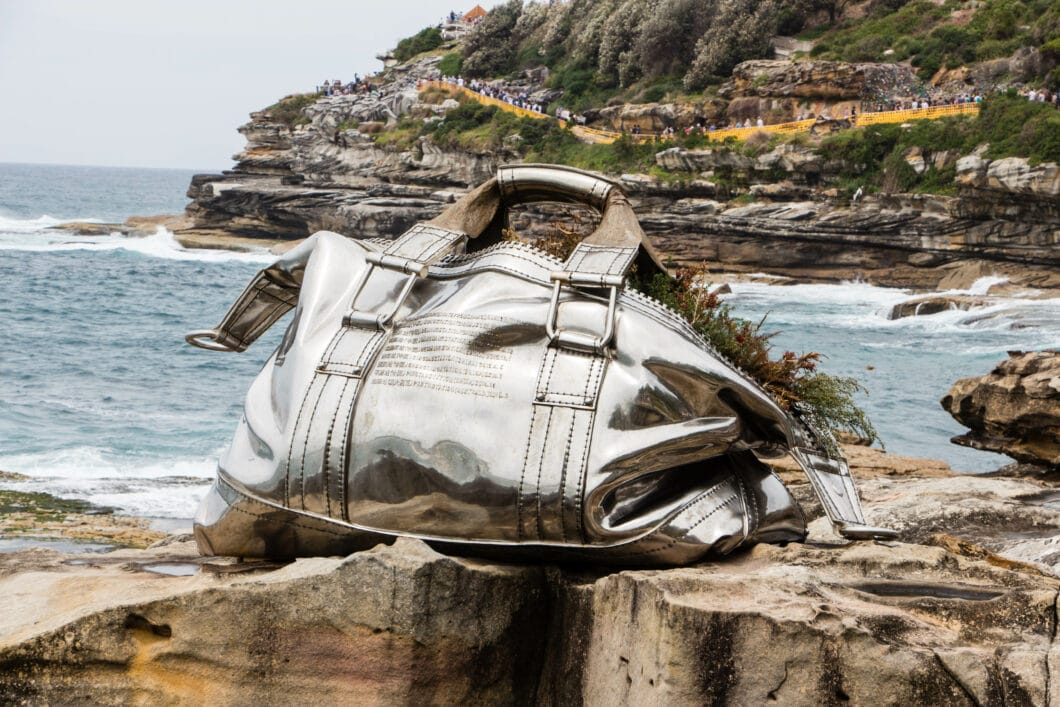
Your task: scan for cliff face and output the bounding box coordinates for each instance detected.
[179,61,1060,290]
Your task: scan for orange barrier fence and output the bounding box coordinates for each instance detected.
[421,80,981,145]
[853,102,980,126]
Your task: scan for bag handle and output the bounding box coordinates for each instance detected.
[186,164,665,352]
[430,163,667,281]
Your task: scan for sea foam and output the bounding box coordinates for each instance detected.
[0,220,277,264]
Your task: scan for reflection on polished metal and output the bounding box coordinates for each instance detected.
[187,164,896,565]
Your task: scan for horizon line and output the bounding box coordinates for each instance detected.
[0,159,231,173]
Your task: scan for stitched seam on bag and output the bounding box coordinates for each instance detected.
[546,348,594,400]
[567,247,586,272]
[335,380,358,522]
[557,409,579,544]
[418,232,461,263]
[322,377,351,518]
[295,375,333,511]
[383,227,420,256]
[438,253,553,276]
[598,479,730,558]
[582,356,602,401]
[534,405,556,542]
[242,301,294,346]
[403,233,440,261]
[357,331,385,369]
[320,327,346,366]
[736,470,759,535]
[679,493,740,540]
[285,373,322,507]
[342,328,391,523]
[223,276,268,334]
[320,362,361,372]
[574,408,595,543]
[539,348,557,398]
[517,406,539,542]
[796,452,841,521]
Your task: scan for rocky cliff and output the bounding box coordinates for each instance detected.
[177,62,1059,291]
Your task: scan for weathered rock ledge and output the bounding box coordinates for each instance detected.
[2,448,1059,705]
[2,531,1058,705]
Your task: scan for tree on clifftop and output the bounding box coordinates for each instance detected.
[461,0,524,77]
[459,0,780,91]
[684,0,779,90]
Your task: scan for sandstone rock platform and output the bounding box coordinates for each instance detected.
[3,446,1060,706]
[1,532,1058,705]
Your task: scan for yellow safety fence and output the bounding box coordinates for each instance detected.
[421,80,981,145]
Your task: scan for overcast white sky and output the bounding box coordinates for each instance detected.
[0,1,500,170]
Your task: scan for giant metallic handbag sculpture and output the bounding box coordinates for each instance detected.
[187,164,895,565]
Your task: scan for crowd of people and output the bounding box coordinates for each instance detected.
[319,75,377,96]
[1022,86,1060,108]
[449,77,549,115]
[866,85,1060,113]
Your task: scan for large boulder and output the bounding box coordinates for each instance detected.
[942,350,1060,470]
[888,294,989,319]
[594,99,727,132]
[956,154,1060,198]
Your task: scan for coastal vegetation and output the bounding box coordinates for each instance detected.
[636,267,877,442]
[264,93,318,127]
[810,0,1060,84]
[393,26,444,63]
[450,0,1060,110]
[457,0,783,108]
[819,91,1060,193]
[409,90,1058,196]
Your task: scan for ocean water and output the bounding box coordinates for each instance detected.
[0,162,1057,522]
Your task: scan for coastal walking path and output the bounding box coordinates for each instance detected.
[423,80,980,145]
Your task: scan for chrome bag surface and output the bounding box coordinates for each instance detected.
[187,164,893,565]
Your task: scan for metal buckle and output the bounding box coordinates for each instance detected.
[185,329,239,352]
[546,271,623,354]
[342,252,423,330]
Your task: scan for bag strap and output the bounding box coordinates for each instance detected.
[790,414,897,540]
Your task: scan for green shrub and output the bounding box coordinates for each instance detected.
[437,52,463,77]
[811,0,1058,83]
[641,84,669,103]
[633,269,878,442]
[264,93,318,127]
[977,91,1060,163]
[431,102,499,145]
[393,27,443,63]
